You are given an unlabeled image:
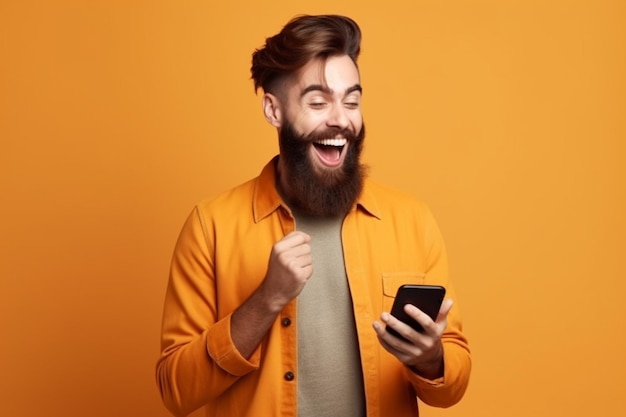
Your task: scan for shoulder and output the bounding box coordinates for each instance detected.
[361,179,446,250]
[196,177,256,212]
[187,178,259,233]
[195,157,279,222]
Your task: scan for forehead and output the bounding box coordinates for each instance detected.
[291,55,361,94]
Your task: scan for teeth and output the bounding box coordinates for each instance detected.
[315,138,347,147]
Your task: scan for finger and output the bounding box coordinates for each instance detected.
[372,320,398,348]
[403,304,432,328]
[436,299,454,323]
[379,312,419,345]
[291,242,313,258]
[273,233,311,257]
[372,320,415,359]
[275,241,310,257]
[281,231,311,247]
[295,255,313,271]
[292,263,314,282]
[276,243,312,265]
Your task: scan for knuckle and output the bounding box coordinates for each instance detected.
[277,251,291,263]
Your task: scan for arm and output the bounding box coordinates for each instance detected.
[156,207,312,416]
[231,231,312,358]
[372,206,471,407]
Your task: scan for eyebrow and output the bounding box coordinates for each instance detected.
[300,84,363,98]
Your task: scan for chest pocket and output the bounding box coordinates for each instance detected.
[381,272,426,312]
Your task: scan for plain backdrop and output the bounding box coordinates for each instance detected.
[1,1,625,416]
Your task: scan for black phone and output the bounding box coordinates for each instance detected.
[386,284,446,340]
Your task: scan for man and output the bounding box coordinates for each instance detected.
[157,14,471,417]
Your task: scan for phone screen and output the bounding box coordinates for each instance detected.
[386,284,446,340]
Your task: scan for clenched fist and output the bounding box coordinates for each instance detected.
[260,231,313,312]
[231,231,313,358]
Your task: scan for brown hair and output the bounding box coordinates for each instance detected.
[251,14,362,93]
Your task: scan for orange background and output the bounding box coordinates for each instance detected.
[1,1,624,416]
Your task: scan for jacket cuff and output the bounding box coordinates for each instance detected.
[207,314,261,376]
[405,365,445,388]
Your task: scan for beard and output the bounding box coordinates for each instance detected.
[277,121,367,217]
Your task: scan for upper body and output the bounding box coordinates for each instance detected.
[157,14,471,417]
[156,158,471,417]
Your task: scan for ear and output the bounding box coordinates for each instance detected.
[262,93,282,128]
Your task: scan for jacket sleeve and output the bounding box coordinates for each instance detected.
[155,206,262,417]
[407,205,472,407]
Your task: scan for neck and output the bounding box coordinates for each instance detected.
[275,155,292,202]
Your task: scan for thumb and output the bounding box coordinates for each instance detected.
[437,298,454,322]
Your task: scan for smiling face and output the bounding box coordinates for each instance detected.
[281,54,363,172]
[263,54,367,216]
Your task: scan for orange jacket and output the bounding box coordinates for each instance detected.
[156,157,471,417]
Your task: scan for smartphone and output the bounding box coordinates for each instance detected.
[386,284,446,340]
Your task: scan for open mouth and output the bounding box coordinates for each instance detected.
[312,138,347,167]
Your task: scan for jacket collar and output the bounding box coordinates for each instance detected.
[252,156,382,223]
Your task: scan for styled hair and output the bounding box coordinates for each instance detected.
[251,14,362,93]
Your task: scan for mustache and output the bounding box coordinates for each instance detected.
[287,126,365,143]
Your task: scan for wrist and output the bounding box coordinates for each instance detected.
[255,282,288,314]
[409,343,444,380]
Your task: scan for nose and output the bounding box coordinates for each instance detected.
[326,103,350,130]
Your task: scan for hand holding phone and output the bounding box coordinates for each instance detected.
[386,284,446,341]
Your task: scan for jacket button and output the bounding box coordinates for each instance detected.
[284,371,295,381]
[281,317,291,327]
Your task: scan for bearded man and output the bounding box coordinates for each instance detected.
[157,14,471,417]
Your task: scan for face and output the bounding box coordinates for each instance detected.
[279,55,363,171]
[266,55,367,216]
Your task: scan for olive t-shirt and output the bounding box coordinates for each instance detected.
[295,211,366,417]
